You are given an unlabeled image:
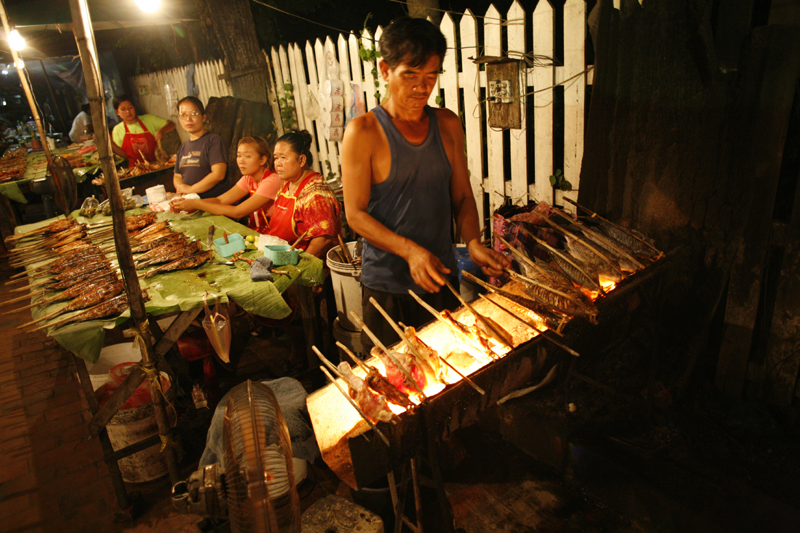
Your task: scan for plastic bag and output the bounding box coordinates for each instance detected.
[202,293,231,363]
[80,195,99,218]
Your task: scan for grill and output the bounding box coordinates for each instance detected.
[307,251,671,490]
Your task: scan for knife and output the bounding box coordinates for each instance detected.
[206,224,215,248]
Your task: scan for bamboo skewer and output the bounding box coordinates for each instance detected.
[406,289,494,359]
[459,271,566,336]
[563,197,663,257]
[369,297,485,396]
[311,346,391,446]
[290,230,308,250]
[538,215,624,276]
[7,289,45,306]
[552,209,646,270]
[442,278,514,349]
[349,311,427,399]
[337,234,353,264]
[478,294,579,357]
[336,341,413,406]
[505,268,591,311]
[520,227,604,294]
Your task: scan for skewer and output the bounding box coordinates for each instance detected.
[552,209,646,270]
[290,230,309,250]
[563,197,663,257]
[459,270,566,336]
[337,234,353,264]
[349,311,427,399]
[538,215,624,276]
[369,297,485,395]
[406,289,494,359]
[442,278,514,349]
[314,353,391,447]
[6,289,45,306]
[504,268,592,311]
[337,341,416,410]
[520,227,604,294]
[479,294,580,357]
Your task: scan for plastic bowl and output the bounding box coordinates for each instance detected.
[264,244,299,266]
[214,234,245,258]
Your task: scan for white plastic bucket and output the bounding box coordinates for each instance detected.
[326,242,362,331]
[333,317,367,360]
[84,343,140,392]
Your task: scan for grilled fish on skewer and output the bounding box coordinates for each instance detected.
[5,217,76,245]
[18,281,125,330]
[125,212,157,232]
[30,291,149,333]
[142,250,212,278]
[133,237,192,263]
[44,265,116,292]
[551,209,645,271]
[130,221,169,241]
[442,309,494,355]
[563,197,663,258]
[136,241,202,269]
[10,224,88,254]
[459,271,568,331]
[4,272,120,315]
[10,238,96,268]
[131,232,187,253]
[12,260,113,292]
[338,362,394,423]
[10,229,88,262]
[443,278,514,349]
[402,325,443,381]
[521,227,604,294]
[337,341,416,410]
[506,269,599,323]
[24,249,108,281]
[564,235,623,283]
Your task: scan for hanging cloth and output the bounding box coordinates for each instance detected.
[121,117,158,166]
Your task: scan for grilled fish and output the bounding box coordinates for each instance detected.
[20,281,125,329]
[130,221,169,241]
[337,362,393,423]
[598,222,660,258]
[46,265,114,292]
[404,325,444,381]
[578,227,643,272]
[125,212,157,232]
[37,291,150,331]
[136,241,202,268]
[564,235,623,283]
[131,232,187,253]
[143,250,212,278]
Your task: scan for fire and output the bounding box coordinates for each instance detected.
[599,278,616,292]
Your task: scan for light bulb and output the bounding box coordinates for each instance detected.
[15,58,24,69]
[135,0,161,13]
[8,29,25,51]
[1,69,7,76]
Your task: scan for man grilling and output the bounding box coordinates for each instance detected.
[341,17,510,351]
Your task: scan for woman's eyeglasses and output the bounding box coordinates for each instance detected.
[178,111,202,118]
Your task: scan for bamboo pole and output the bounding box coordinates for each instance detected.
[0,7,68,216]
[68,0,180,485]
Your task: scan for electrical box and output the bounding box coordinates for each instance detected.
[484,58,523,130]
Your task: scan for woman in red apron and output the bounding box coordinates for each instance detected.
[269,130,341,259]
[110,93,175,167]
[170,136,281,233]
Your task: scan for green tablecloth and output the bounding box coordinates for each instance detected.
[0,150,120,204]
[16,210,324,363]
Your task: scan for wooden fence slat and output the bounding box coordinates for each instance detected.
[263,50,285,138]
[533,0,555,204]
[562,0,587,206]
[460,9,485,226]
[362,28,378,111]
[309,39,330,176]
[323,36,341,172]
[348,32,364,113]
[508,0,528,206]
[439,12,458,114]
[288,43,309,132]
[484,4,505,215]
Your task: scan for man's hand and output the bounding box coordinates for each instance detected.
[170,197,196,213]
[406,244,451,293]
[467,239,511,278]
[175,183,192,195]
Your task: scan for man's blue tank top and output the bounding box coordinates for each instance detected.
[362,105,457,294]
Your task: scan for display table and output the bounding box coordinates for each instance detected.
[16,209,324,363]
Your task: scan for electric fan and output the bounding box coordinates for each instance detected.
[172,380,301,532]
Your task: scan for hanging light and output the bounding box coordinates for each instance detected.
[8,29,25,51]
[15,58,24,69]
[135,0,161,13]
[1,68,7,76]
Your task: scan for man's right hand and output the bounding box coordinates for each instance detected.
[405,244,451,293]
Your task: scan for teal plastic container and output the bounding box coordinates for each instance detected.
[214,234,245,258]
[264,244,300,266]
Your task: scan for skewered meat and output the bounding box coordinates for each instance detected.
[337,362,393,423]
[33,272,119,309]
[6,217,77,244]
[131,232,187,253]
[403,326,444,381]
[442,309,494,355]
[12,224,87,254]
[598,222,660,258]
[564,235,623,282]
[125,212,157,232]
[473,312,514,348]
[578,227,642,272]
[363,364,415,409]
[46,264,114,292]
[26,245,106,276]
[35,291,150,332]
[370,346,427,396]
[130,221,169,241]
[551,253,602,293]
[136,241,202,268]
[143,250,212,278]
[20,281,125,329]
[511,271,599,322]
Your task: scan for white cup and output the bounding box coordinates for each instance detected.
[329,95,344,112]
[328,127,343,142]
[330,111,344,126]
[146,184,167,204]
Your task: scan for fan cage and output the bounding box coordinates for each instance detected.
[223,381,301,533]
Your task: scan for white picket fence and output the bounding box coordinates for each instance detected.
[130,0,591,223]
[129,59,233,144]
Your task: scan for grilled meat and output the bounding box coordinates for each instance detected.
[551,253,602,293]
[337,362,393,423]
[578,227,643,272]
[136,241,202,269]
[404,325,444,381]
[130,221,169,241]
[442,309,493,355]
[143,250,212,278]
[37,291,150,331]
[598,222,660,258]
[131,232,187,253]
[564,235,623,282]
[370,346,427,396]
[125,212,157,232]
[20,281,125,329]
[47,264,114,291]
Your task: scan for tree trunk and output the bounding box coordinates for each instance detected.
[201,0,271,104]
[408,0,441,25]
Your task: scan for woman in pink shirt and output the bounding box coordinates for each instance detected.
[171,136,281,233]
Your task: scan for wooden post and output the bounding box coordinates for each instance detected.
[0,7,68,216]
[68,0,180,484]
